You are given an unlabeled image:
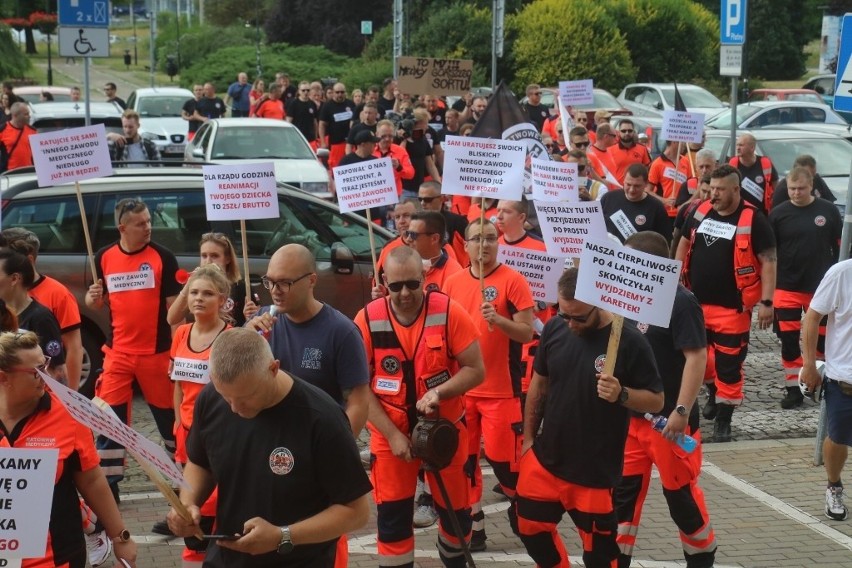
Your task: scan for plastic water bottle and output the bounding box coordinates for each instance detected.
[644,413,697,453]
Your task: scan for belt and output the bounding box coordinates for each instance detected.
[826,376,852,395]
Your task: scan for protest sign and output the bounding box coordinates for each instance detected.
[559,80,594,106]
[0,448,58,559]
[660,110,705,144]
[203,163,279,221]
[38,370,185,487]
[531,157,579,202]
[396,57,473,96]
[575,239,682,327]
[333,157,398,213]
[535,201,609,257]
[30,124,112,187]
[442,135,525,200]
[498,246,566,304]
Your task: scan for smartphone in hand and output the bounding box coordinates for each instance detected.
[200,534,241,541]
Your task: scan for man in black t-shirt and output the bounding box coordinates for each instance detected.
[194,83,227,122]
[345,103,379,154]
[615,232,717,568]
[167,328,371,568]
[769,166,842,409]
[601,163,671,244]
[400,108,442,199]
[318,83,355,169]
[729,133,777,215]
[771,154,837,208]
[518,268,663,568]
[676,164,777,442]
[181,84,204,141]
[522,84,550,132]
[286,81,318,145]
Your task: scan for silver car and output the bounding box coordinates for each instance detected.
[126,87,194,158]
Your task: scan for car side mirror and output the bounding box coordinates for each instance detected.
[654,101,663,110]
[331,242,354,274]
[192,148,205,158]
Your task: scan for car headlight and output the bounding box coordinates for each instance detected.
[301,182,329,194]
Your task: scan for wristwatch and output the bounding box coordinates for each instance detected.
[759,299,773,307]
[276,525,294,555]
[111,529,131,544]
[675,404,688,416]
[618,386,629,405]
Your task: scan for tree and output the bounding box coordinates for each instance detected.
[511,0,635,93]
[746,0,807,79]
[0,22,30,78]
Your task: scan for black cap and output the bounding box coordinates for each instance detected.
[354,130,380,144]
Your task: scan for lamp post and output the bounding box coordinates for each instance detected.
[46,32,53,86]
[255,0,262,78]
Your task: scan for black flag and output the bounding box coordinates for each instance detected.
[470,81,532,139]
[673,82,687,112]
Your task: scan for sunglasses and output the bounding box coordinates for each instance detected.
[334,90,346,94]
[556,306,597,323]
[620,129,635,134]
[386,279,422,292]
[6,356,52,379]
[116,199,143,223]
[418,196,439,203]
[404,230,435,241]
[300,89,309,92]
[573,141,590,148]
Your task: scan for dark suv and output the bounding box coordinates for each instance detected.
[0,167,392,396]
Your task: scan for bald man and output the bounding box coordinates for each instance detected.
[729,133,777,215]
[319,82,356,168]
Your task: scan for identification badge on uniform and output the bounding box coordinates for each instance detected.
[610,209,637,240]
[663,167,687,184]
[334,110,353,122]
[740,177,764,202]
[696,218,736,240]
[424,370,451,390]
[375,376,401,395]
[105,268,155,293]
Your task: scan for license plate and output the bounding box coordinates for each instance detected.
[165,144,184,154]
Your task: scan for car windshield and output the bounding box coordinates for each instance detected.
[575,91,621,110]
[705,105,764,128]
[18,93,72,104]
[32,117,123,135]
[211,127,315,160]
[137,96,187,117]
[661,88,724,108]
[785,93,823,103]
[761,139,852,177]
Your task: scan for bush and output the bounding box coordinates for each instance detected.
[0,24,30,79]
[511,0,635,93]
[155,18,259,77]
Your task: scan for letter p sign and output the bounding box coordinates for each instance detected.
[721,0,746,45]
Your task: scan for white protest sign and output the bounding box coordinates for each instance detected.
[0,448,58,558]
[442,135,525,200]
[531,157,579,202]
[559,79,595,106]
[498,246,566,303]
[740,176,764,203]
[535,201,609,257]
[660,110,705,144]
[29,124,113,188]
[0,560,20,568]
[38,370,185,487]
[333,157,399,213]
[203,163,280,221]
[575,239,681,327]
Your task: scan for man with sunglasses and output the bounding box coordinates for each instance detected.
[588,123,622,190]
[373,119,414,196]
[418,181,468,266]
[443,219,535,551]
[517,267,663,568]
[568,126,612,189]
[610,118,651,186]
[286,81,319,146]
[403,211,462,292]
[522,84,549,132]
[318,83,355,169]
[85,198,182,516]
[355,245,485,567]
[565,150,607,201]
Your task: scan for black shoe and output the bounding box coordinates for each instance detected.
[781,387,804,409]
[151,519,176,536]
[469,529,487,552]
[702,384,718,420]
[713,404,734,443]
[492,482,505,497]
[109,483,120,505]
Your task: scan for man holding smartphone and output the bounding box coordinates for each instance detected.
[106,110,161,164]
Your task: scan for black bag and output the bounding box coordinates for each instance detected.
[411,415,459,471]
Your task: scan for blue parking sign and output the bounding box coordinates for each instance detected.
[720,0,747,45]
[835,14,852,112]
[59,0,110,28]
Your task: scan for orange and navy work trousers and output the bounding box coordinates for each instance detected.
[95,346,175,486]
[702,305,751,406]
[369,421,471,568]
[465,395,523,535]
[614,417,716,568]
[773,289,826,387]
[516,449,619,568]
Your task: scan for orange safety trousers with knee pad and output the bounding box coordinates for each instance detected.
[516,449,619,568]
[465,395,523,507]
[614,417,716,568]
[702,305,751,406]
[773,289,826,387]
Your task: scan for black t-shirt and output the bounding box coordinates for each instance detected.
[772,174,837,208]
[629,285,706,431]
[346,122,377,145]
[377,95,396,115]
[673,199,702,233]
[600,190,672,244]
[451,98,467,113]
[428,106,447,132]
[735,157,777,214]
[285,98,318,141]
[402,137,434,193]
[337,152,375,167]
[196,97,226,120]
[769,198,841,293]
[442,210,468,243]
[524,103,550,132]
[682,201,776,309]
[19,299,66,366]
[532,319,662,487]
[319,100,356,144]
[188,377,372,568]
[182,99,202,134]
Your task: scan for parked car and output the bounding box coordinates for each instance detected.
[617,83,727,119]
[185,118,331,198]
[704,101,848,130]
[14,86,73,104]
[28,102,123,135]
[747,88,824,104]
[126,87,193,159]
[801,73,852,123]
[0,167,391,396]
[519,87,631,123]
[703,128,851,212]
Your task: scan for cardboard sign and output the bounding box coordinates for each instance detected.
[660,110,705,144]
[0,448,58,558]
[29,124,113,187]
[535,201,609,257]
[531,157,579,202]
[498,246,566,303]
[442,135,525,200]
[396,56,473,96]
[203,163,280,221]
[559,79,594,106]
[38,370,185,487]
[333,157,399,213]
[575,239,681,327]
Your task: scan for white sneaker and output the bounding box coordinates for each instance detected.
[413,496,438,528]
[360,447,371,468]
[825,486,848,521]
[86,530,113,567]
